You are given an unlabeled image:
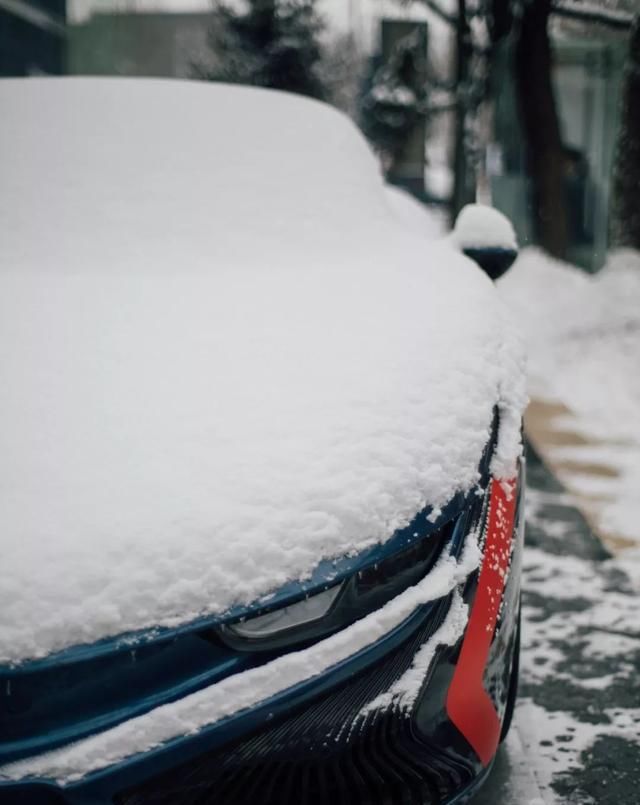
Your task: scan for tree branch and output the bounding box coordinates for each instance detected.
[552,1,634,32]
[396,0,458,27]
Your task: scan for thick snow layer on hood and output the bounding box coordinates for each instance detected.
[0,79,526,664]
[384,185,448,240]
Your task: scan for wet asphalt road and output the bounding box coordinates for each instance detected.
[473,446,640,804]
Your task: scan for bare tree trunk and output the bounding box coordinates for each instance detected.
[610,14,640,250]
[452,0,475,222]
[515,0,569,259]
[489,0,513,44]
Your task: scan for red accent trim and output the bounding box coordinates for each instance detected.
[445,477,517,766]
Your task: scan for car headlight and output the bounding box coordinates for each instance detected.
[226,584,344,640]
[217,508,463,652]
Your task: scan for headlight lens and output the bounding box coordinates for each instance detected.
[226,584,343,640]
[217,512,458,652]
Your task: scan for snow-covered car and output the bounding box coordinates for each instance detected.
[0,79,526,805]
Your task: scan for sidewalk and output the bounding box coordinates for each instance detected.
[525,397,636,556]
[497,247,640,585]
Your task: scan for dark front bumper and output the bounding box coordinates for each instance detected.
[1,462,524,805]
[111,473,523,805]
[114,594,477,805]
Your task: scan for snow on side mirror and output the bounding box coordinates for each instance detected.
[452,204,518,281]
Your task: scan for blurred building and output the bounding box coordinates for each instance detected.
[489,33,627,271]
[67,11,213,79]
[0,0,66,75]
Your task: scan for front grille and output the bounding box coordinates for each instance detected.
[116,594,475,805]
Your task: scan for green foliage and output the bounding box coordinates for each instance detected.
[198,0,327,101]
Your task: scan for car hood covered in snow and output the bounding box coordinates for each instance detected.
[0,79,526,665]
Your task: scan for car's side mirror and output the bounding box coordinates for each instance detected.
[452,204,518,280]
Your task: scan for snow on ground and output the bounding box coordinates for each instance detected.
[498,248,640,556]
[0,79,526,665]
[513,458,640,804]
